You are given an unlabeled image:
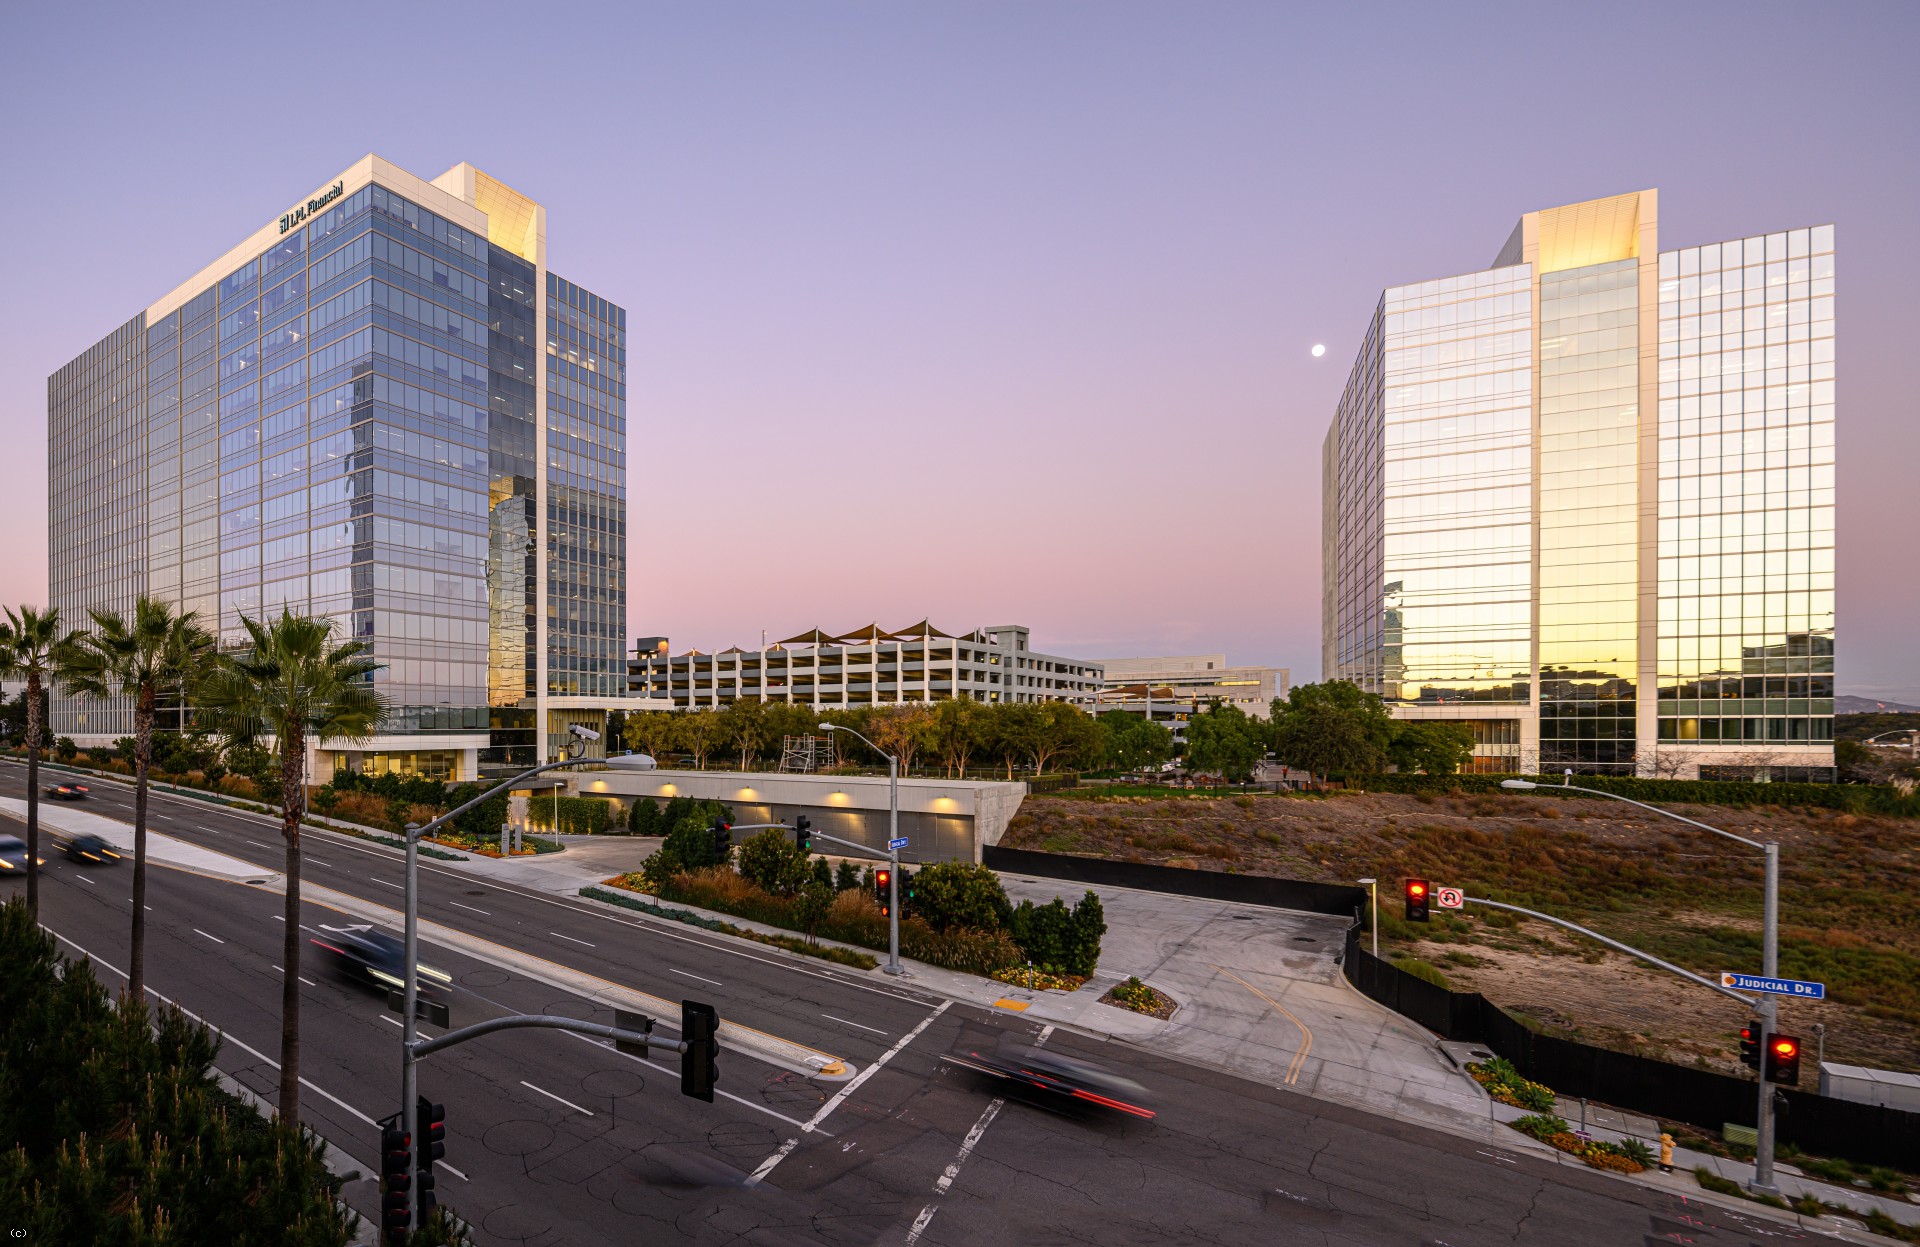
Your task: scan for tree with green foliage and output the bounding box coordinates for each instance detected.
[622,711,681,765]
[629,796,664,835]
[932,695,989,777]
[194,610,385,1123]
[1005,890,1106,976]
[1270,680,1395,781]
[1095,710,1175,773]
[58,597,216,1003]
[1185,701,1264,782]
[794,878,834,944]
[1388,720,1476,775]
[834,860,860,892]
[0,605,77,921]
[721,697,773,769]
[0,897,363,1245]
[678,709,725,769]
[641,798,735,887]
[910,861,1013,932]
[735,828,814,897]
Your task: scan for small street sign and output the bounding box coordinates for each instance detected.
[888,837,910,851]
[1720,972,1826,999]
[1434,886,1464,910]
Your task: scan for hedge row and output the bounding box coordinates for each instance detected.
[1351,772,1920,816]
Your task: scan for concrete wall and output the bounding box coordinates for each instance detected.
[567,769,1026,865]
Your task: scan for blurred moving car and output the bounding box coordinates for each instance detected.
[0,835,46,873]
[949,1038,1157,1119]
[309,924,452,1001]
[47,781,90,800]
[59,834,122,865]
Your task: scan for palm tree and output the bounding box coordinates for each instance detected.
[0,606,73,920]
[193,610,384,1122]
[59,597,215,1001]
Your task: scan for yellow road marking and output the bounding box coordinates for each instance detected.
[992,998,1031,1012]
[1212,963,1313,1085]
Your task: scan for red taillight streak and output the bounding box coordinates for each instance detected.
[310,940,346,955]
[1068,1088,1156,1118]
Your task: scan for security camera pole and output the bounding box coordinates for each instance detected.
[818,721,903,975]
[1501,776,1783,1193]
[396,724,656,1227]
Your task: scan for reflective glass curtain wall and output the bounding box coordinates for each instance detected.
[1655,226,1835,762]
[1537,259,1641,771]
[48,315,145,736]
[1379,265,1534,707]
[1323,306,1385,693]
[485,245,539,766]
[541,274,627,759]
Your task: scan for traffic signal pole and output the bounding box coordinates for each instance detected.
[817,722,904,976]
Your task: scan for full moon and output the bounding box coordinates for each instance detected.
[1311,343,1326,357]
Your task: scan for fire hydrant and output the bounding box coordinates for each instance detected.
[1659,1132,1675,1173]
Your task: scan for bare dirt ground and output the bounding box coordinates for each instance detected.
[1002,787,1920,1073]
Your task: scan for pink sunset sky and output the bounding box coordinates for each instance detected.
[2,2,1915,701]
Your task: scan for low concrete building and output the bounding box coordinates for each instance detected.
[567,768,1027,865]
[628,622,1102,711]
[1094,654,1289,742]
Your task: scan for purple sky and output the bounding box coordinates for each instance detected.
[3,2,1915,700]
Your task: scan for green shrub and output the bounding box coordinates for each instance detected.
[1391,955,1451,989]
[641,800,734,888]
[526,795,615,835]
[911,862,1012,933]
[736,828,815,898]
[444,782,509,839]
[0,898,362,1244]
[1510,1113,1570,1140]
[834,860,860,892]
[629,797,664,835]
[1355,770,1920,817]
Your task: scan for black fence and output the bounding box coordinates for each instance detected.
[1342,926,1920,1169]
[982,846,1366,919]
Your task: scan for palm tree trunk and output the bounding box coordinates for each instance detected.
[23,673,41,921]
[278,725,305,1122]
[129,689,154,1002]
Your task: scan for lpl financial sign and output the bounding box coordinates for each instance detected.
[280,182,344,234]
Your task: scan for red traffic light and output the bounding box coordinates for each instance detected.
[1772,1038,1797,1057]
[1408,882,1427,897]
[876,869,891,887]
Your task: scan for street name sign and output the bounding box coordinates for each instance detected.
[888,837,910,851]
[1720,972,1825,999]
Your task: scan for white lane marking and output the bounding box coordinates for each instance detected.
[271,965,318,986]
[247,840,273,849]
[557,1030,814,1131]
[39,926,381,1128]
[931,1023,1051,1197]
[76,874,98,886]
[193,928,226,944]
[749,1137,800,1183]
[372,879,404,890]
[520,1080,595,1117]
[437,1161,468,1181]
[822,1013,888,1036]
[311,858,335,867]
[905,1204,939,1244]
[448,901,490,916]
[667,966,720,986]
[273,914,284,921]
[750,1000,952,1188]
[550,931,595,947]
[935,1099,1004,1194]
[379,1015,402,1029]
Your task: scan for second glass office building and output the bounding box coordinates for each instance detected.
[1323,190,1835,779]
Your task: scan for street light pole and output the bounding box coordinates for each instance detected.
[399,736,654,1227]
[1502,777,1782,1193]
[820,722,903,975]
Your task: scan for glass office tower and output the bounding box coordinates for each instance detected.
[1323,191,1835,780]
[48,156,629,779]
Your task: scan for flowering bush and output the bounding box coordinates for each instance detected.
[1469,1058,1557,1112]
[991,965,1086,992]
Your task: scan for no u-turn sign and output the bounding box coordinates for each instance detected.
[1434,886,1464,910]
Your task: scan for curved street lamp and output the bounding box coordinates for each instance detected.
[820,722,903,975]
[1502,776,1783,1194]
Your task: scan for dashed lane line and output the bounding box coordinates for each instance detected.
[520,1080,595,1117]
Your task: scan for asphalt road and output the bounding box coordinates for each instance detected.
[0,760,1818,1247]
